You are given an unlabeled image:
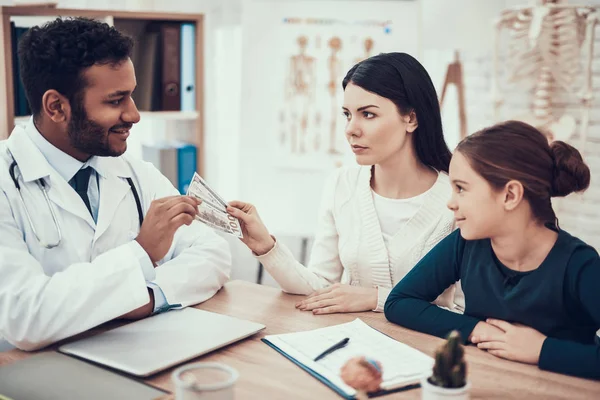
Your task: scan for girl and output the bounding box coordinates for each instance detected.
[385,120,599,379]
[228,52,461,315]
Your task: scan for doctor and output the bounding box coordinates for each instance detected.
[0,17,231,351]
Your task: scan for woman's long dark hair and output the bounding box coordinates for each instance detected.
[342,52,451,173]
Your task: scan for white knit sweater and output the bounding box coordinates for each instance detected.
[256,165,461,312]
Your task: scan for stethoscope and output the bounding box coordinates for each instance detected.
[7,150,144,249]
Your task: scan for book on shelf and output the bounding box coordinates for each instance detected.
[10,22,31,117]
[180,22,196,112]
[9,18,197,116]
[128,20,196,112]
[158,23,181,111]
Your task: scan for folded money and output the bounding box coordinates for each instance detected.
[186,172,243,238]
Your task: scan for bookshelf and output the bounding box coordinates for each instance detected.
[0,5,206,175]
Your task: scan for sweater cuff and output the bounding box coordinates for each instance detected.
[374,286,391,312]
[538,337,560,372]
[252,235,277,256]
[255,236,295,269]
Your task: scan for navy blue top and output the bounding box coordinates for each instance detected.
[384,229,600,380]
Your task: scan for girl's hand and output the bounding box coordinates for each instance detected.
[471,318,546,365]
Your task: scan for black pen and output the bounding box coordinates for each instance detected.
[314,337,350,362]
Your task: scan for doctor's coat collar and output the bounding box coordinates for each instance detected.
[7,118,133,183]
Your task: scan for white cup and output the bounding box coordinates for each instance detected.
[172,362,238,400]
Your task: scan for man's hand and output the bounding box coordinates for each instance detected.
[295,284,378,314]
[136,196,200,263]
[470,318,547,365]
[118,288,155,320]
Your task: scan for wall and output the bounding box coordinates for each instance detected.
[545,4,600,250]
[234,0,600,279]
[419,0,523,148]
[4,0,600,283]
[425,0,600,250]
[234,0,531,239]
[6,0,230,189]
[237,0,421,239]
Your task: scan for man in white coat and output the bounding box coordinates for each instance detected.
[0,18,231,351]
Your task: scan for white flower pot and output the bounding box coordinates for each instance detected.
[420,376,470,400]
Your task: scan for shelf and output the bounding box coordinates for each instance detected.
[139,111,199,120]
[2,4,205,175]
[1,6,203,22]
[14,111,199,125]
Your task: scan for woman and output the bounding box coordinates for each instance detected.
[385,120,599,379]
[228,52,460,314]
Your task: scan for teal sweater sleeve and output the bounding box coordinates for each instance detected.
[538,251,600,379]
[384,230,481,343]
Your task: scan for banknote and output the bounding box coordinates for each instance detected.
[190,172,228,209]
[195,202,243,238]
[187,173,227,213]
[186,173,243,238]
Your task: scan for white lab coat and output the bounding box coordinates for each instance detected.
[0,125,232,351]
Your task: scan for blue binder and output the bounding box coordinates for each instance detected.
[176,142,197,194]
[261,338,420,399]
[180,23,196,112]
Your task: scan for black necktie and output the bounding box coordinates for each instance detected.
[70,167,93,216]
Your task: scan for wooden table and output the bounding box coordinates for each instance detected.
[2,280,600,399]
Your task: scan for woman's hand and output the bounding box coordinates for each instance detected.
[295,283,378,314]
[468,321,505,343]
[470,318,547,365]
[227,201,275,255]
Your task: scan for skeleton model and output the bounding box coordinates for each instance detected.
[284,36,316,154]
[314,111,322,151]
[355,37,375,64]
[492,0,598,146]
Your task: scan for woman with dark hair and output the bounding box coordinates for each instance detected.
[385,120,599,379]
[228,53,461,315]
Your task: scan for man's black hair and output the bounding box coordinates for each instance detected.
[17,17,134,116]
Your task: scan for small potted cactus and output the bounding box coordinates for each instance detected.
[421,330,470,400]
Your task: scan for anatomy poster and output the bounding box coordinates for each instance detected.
[242,0,420,170]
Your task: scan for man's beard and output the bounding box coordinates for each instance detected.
[67,101,131,157]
